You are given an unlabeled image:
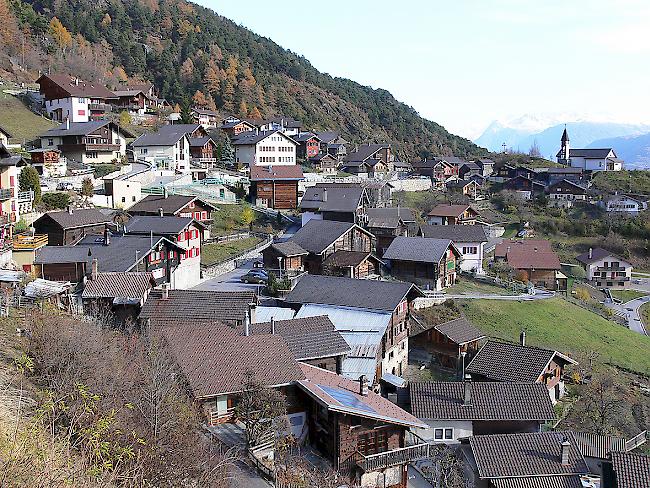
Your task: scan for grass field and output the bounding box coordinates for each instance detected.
[641,302,649,329]
[201,237,263,266]
[0,94,57,143]
[447,277,517,296]
[459,298,650,377]
[610,289,648,303]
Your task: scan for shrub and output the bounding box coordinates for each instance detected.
[41,192,70,210]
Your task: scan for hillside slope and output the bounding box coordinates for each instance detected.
[0,94,58,144]
[7,0,483,159]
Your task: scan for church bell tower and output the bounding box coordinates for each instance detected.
[558,126,570,164]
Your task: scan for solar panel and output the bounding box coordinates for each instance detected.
[318,384,376,414]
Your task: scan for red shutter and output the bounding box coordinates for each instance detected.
[196,247,200,257]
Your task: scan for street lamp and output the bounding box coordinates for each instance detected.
[277,256,283,279]
[460,351,467,380]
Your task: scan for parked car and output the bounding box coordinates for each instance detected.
[516,229,528,238]
[240,270,268,284]
[56,182,74,191]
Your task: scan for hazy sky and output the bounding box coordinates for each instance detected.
[200,0,650,139]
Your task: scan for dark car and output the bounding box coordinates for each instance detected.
[240,270,268,284]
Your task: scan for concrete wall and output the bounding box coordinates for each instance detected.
[457,241,485,273]
[388,178,432,192]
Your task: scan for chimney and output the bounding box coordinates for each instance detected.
[463,374,472,406]
[161,283,169,300]
[560,437,571,465]
[588,247,593,260]
[74,77,79,86]
[359,375,369,396]
[67,205,73,215]
[158,207,164,217]
[271,317,275,334]
[247,303,257,332]
[163,187,168,199]
[322,188,328,202]
[91,258,98,281]
[103,226,110,246]
[65,117,70,130]
[520,330,526,346]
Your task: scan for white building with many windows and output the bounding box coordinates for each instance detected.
[131,131,190,172]
[233,130,297,167]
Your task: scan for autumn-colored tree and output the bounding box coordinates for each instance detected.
[119,111,132,126]
[178,19,194,38]
[238,100,248,117]
[221,79,235,112]
[0,0,19,52]
[249,106,262,120]
[180,58,195,82]
[50,17,73,53]
[205,95,217,111]
[101,13,112,27]
[173,103,181,113]
[242,66,256,86]
[114,66,128,82]
[192,90,208,108]
[209,43,223,61]
[160,15,173,32]
[204,66,222,95]
[225,55,238,81]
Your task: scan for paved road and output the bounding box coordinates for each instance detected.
[631,277,650,293]
[609,295,650,335]
[193,258,267,293]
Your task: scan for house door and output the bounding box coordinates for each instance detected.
[216,395,228,415]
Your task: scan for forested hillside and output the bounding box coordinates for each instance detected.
[1,0,484,159]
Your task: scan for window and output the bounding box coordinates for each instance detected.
[121,197,126,203]
[201,211,208,220]
[78,98,85,103]
[434,428,453,441]
[462,246,478,254]
[78,110,86,116]
[86,151,98,159]
[48,138,54,146]
[358,430,388,456]
[141,148,148,155]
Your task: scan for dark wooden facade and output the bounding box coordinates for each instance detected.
[388,251,458,289]
[33,216,106,246]
[190,139,217,160]
[322,252,379,279]
[262,247,305,273]
[410,328,481,371]
[251,180,299,209]
[304,226,373,275]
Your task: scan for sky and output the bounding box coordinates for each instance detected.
[200,0,650,140]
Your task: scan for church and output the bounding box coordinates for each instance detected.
[556,127,624,171]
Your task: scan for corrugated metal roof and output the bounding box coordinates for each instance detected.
[253,306,295,323]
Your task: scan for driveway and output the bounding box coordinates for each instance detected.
[193,259,265,293]
[605,294,649,335]
[445,290,555,301]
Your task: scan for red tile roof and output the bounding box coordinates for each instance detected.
[506,249,561,270]
[494,239,553,258]
[161,324,304,398]
[297,363,427,428]
[250,165,304,181]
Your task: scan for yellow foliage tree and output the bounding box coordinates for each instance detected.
[203,65,221,95]
[180,58,195,82]
[114,66,128,82]
[238,100,248,117]
[242,66,256,87]
[50,17,72,53]
[192,90,208,108]
[101,13,112,27]
[178,19,193,38]
[249,106,262,120]
[225,55,238,81]
[0,0,19,50]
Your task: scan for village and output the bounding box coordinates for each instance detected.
[0,72,648,488]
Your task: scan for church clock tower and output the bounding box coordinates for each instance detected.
[558,126,570,164]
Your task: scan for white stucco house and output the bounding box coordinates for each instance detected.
[576,247,634,289]
[599,194,648,215]
[419,224,488,274]
[557,128,623,171]
[131,130,191,172]
[233,130,298,167]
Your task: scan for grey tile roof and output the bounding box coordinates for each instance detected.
[247,315,350,361]
[344,144,389,162]
[299,186,364,213]
[491,476,584,488]
[289,220,356,254]
[42,121,130,138]
[37,74,116,99]
[571,431,626,459]
[131,130,186,147]
[269,241,308,257]
[232,129,296,145]
[189,136,213,147]
[322,250,374,268]
[610,452,650,488]
[466,341,576,383]
[427,204,474,217]
[139,289,256,325]
[569,148,613,158]
[575,247,627,266]
[162,324,304,398]
[316,131,347,144]
[157,124,202,135]
[0,124,13,138]
[125,215,198,235]
[366,207,415,229]
[470,432,589,479]
[35,208,112,230]
[127,194,215,215]
[419,224,488,242]
[433,317,485,344]
[409,381,555,421]
[293,132,320,142]
[82,272,155,300]
[285,274,421,312]
[383,236,454,264]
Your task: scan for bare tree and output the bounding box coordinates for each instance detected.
[419,445,470,488]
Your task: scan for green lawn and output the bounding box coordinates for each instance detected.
[610,289,648,303]
[447,277,517,296]
[0,94,57,144]
[459,298,650,377]
[201,237,263,266]
[641,303,649,329]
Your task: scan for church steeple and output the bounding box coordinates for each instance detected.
[558,125,570,164]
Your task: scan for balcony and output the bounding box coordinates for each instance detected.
[88,103,112,112]
[0,188,13,200]
[596,265,628,272]
[59,143,121,152]
[13,234,48,250]
[356,443,430,472]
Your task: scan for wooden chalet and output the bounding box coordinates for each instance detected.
[502,175,546,199]
[494,239,566,290]
[188,136,217,162]
[427,204,478,225]
[366,207,417,257]
[294,132,321,160]
[262,241,308,276]
[383,236,461,290]
[127,194,216,225]
[309,152,339,173]
[249,164,304,209]
[33,208,112,246]
[300,184,369,225]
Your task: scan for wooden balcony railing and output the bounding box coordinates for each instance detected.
[13,234,48,250]
[208,407,235,425]
[356,443,430,471]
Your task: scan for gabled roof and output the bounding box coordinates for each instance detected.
[42,120,133,138]
[269,241,308,257]
[131,129,188,147]
[567,148,615,158]
[247,315,350,361]
[300,185,365,213]
[549,179,587,193]
[446,179,479,189]
[344,143,389,163]
[293,132,321,143]
[610,451,650,488]
[0,124,13,138]
[322,250,376,269]
[427,204,475,218]
[289,220,364,254]
[575,247,629,266]
[505,248,561,270]
[432,317,485,345]
[0,145,29,167]
[127,194,216,215]
[285,274,422,313]
[162,325,304,398]
[250,164,304,181]
[571,431,626,459]
[191,107,218,116]
[470,432,589,479]
[316,131,346,144]
[409,381,555,421]
[297,363,426,429]
[36,74,116,99]
[495,239,553,258]
[383,237,458,264]
[366,207,415,229]
[419,224,488,242]
[491,477,584,488]
[139,289,256,325]
[466,340,577,383]
[188,136,215,148]
[232,129,297,146]
[34,208,112,230]
[82,272,155,301]
[125,215,203,235]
